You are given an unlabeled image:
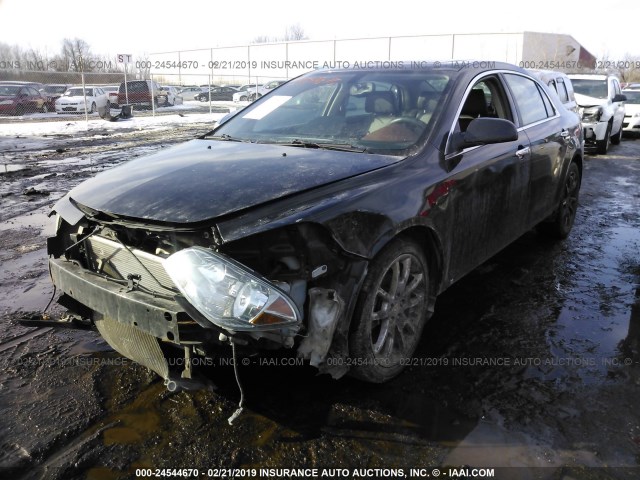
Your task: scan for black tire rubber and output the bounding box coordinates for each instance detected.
[90,102,96,114]
[349,238,430,383]
[596,123,611,154]
[41,104,49,113]
[611,125,623,145]
[537,162,581,239]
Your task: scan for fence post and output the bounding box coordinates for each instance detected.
[80,57,88,126]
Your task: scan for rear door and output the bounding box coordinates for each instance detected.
[611,78,625,134]
[503,73,573,226]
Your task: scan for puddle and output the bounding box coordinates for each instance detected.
[0,163,29,174]
[0,208,54,234]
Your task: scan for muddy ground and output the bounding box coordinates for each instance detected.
[0,117,639,480]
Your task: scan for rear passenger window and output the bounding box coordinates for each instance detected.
[504,74,553,126]
[556,79,569,103]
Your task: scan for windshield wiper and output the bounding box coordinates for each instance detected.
[208,133,245,142]
[280,139,367,152]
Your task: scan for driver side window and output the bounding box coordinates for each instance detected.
[458,77,512,133]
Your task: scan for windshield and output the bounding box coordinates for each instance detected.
[0,85,21,95]
[571,79,608,99]
[120,81,149,93]
[44,85,68,94]
[212,70,451,154]
[65,88,93,97]
[623,90,640,104]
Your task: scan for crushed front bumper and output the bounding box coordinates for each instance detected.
[49,257,185,343]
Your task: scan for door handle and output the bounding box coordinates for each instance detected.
[516,146,530,159]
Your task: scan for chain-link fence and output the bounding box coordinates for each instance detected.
[4,31,630,125]
[0,67,289,124]
[148,31,600,81]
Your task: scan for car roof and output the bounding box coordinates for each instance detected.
[567,74,611,80]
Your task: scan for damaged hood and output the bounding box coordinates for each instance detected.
[574,92,609,108]
[60,139,400,224]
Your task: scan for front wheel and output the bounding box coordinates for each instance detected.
[349,238,430,383]
[596,123,611,154]
[90,102,96,114]
[41,104,49,113]
[611,125,623,145]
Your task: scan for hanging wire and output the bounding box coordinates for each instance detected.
[228,340,246,425]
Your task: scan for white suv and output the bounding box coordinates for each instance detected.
[247,80,287,101]
[568,74,627,154]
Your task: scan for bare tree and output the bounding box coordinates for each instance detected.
[251,35,275,44]
[252,24,308,44]
[617,54,640,84]
[284,23,307,41]
[135,53,151,79]
[61,38,93,71]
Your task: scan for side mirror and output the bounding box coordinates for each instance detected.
[452,117,518,150]
[613,94,627,103]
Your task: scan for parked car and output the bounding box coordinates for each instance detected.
[178,86,206,101]
[42,84,72,110]
[194,86,238,102]
[117,80,162,108]
[247,79,287,101]
[55,86,109,114]
[46,62,583,389]
[528,70,578,114]
[159,86,183,106]
[233,84,262,102]
[101,85,119,108]
[0,82,48,115]
[622,89,640,136]
[568,74,626,153]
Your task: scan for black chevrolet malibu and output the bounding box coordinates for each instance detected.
[47,62,583,387]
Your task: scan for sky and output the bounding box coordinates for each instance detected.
[0,0,636,61]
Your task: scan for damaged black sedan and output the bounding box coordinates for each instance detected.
[47,62,583,387]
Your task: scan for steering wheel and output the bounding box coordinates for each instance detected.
[389,117,426,131]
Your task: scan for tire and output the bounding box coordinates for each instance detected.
[15,104,24,116]
[90,102,96,114]
[41,104,49,113]
[537,162,581,239]
[596,123,611,154]
[611,125,623,145]
[349,238,430,383]
[240,95,247,101]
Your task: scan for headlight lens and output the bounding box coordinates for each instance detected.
[582,106,603,123]
[164,247,300,332]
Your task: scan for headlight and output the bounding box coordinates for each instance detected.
[164,247,300,332]
[582,106,603,123]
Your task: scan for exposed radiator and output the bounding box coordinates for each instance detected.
[85,235,177,296]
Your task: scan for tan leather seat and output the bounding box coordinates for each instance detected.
[459,89,488,131]
[365,92,398,133]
